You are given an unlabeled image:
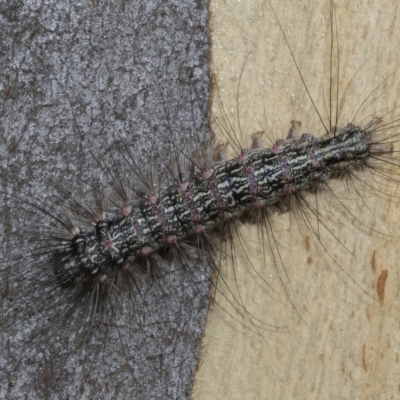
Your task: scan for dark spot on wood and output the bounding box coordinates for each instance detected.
[377,269,388,303]
[370,250,376,272]
[362,343,367,372]
[305,234,310,252]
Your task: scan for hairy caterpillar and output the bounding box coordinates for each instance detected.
[193,1,400,399]
[1,1,400,400]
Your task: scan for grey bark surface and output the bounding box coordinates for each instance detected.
[0,1,211,399]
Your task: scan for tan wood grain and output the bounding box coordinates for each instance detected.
[192,1,400,399]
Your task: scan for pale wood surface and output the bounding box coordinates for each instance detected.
[192,1,400,399]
